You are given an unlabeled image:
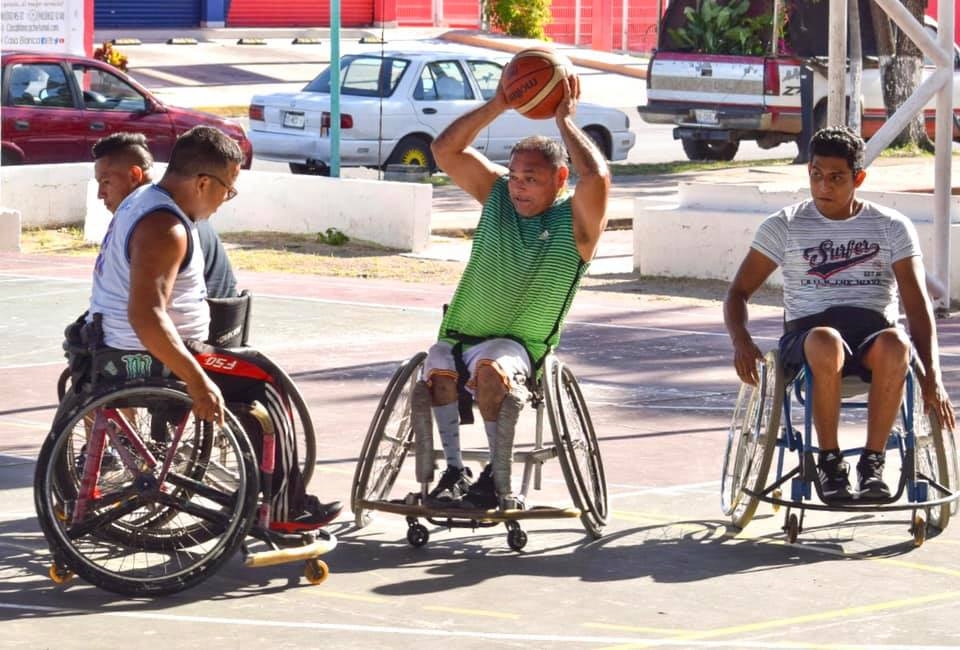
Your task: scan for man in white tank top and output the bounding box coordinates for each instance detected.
[88,125,341,529]
[724,127,954,503]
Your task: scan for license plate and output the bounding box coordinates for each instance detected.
[694,109,718,125]
[283,111,306,129]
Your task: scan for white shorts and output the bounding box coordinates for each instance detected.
[423,338,531,394]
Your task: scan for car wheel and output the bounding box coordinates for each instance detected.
[584,126,611,160]
[680,138,739,162]
[1,149,21,165]
[387,136,435,172]
[289,162,330,176]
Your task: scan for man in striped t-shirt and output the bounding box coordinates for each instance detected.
[418,65,610,509]
[724,127,954,503]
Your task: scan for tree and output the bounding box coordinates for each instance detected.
[869,0,934,150]
[483,0,551,40]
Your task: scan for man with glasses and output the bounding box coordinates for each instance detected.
[92,131,238,299]
[87,125,342,530]
[724,126,954,503]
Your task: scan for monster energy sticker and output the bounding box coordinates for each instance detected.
[121,353,154,378]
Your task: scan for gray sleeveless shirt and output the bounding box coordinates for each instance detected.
[89,184,209,349]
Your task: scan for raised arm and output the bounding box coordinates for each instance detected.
[724,249,778,386]
[556,75,611,262]
[430,88,510,204]
[894,256,955,430]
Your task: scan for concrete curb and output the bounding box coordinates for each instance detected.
[440,30,648,80]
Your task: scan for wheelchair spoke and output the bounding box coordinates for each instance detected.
[66,494,150,539]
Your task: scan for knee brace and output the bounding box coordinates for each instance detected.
[492,386,527,497]
[412,381,435,484]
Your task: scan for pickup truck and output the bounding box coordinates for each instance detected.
[638,0,960,161]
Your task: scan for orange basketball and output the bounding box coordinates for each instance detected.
[501,48,570,120]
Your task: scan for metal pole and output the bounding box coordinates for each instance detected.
[933,0,955,310]
[847,0,862,134]
[622,0,629,53]
[330,0,341,177]
[827,0,848,126]
[575,0,582,46]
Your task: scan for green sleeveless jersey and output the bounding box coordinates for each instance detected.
[439,176,588,364]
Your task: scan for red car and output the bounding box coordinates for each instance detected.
[1,51,252,167]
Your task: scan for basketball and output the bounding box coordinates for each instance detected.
[501,48,571,120]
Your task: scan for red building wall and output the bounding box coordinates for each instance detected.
[227,0,374,27]
[226,0,664,53]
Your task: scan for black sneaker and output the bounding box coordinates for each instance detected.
[817,450,853,502]
[427,465,473,503]
[460,464,498,510]
[857,451,891,500]
[271,496,343,532]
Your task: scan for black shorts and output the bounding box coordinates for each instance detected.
[778,306,897,383]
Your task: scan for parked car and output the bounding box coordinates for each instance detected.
[638,1,960,162]
[1,51,252,167]
[248,49,636,175]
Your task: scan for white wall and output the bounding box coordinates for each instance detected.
[635,182,960,300]
[0,164,433,252]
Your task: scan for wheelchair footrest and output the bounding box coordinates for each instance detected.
[363,498,579,522]
[244,534,337,568]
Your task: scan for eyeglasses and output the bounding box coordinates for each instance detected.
[198,173,238,201]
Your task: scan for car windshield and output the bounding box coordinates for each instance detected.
[303,56,409,97]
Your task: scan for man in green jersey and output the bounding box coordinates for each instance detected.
[419,69,610,509]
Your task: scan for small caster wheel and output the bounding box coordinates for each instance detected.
[507,527,527,551]
[407,523,429,547]
[911,515,926,547]
[304,558,329,584]
[49,563,73,584]
[771,489,782,512]
[785,513,800,543]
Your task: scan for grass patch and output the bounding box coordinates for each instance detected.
[21,226,97,255]
[195,105,249,118]
[610,157,794,176]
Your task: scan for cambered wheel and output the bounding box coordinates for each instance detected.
[406,523,429,547]
[304,558,329,584]
[545,356,608,539]
[914,372,957,531]
[721,350,783,529]
[680,137,739,162]
[387,136,435,172]
[785,513,800,544]
[57,366,71,402]
[35,381,260,596]
[274,367,318,487]
[351,353,425,527]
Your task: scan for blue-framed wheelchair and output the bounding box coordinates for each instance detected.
[721,350,960,545]
[350,351,607,551]
[35,296,333,596]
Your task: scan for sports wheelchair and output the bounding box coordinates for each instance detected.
[36,300,333,597]
[351,351,607,551]
[722,350,960,545]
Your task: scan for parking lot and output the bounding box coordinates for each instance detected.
[3,250,960,649]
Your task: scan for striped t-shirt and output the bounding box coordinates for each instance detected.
[439,176,587,363]
[751,198,920,323]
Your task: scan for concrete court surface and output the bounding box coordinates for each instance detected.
[3,251,960,649]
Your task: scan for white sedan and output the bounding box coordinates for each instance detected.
[248,49,637,175]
